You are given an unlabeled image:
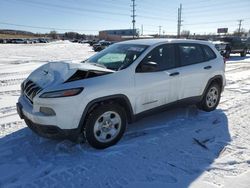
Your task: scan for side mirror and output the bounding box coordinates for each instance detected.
[137,61,158,72]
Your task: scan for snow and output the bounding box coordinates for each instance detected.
[0,41,250,187]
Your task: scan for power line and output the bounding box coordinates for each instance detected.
[137,15,175,22]
[184,6,250,16]
[184,0,249,10]
[0,21,98,32]
[15,0,129,17]
[8,0,175,22]
[73,0,131,11]
[183,18,250,26]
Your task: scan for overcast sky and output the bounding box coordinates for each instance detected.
[0,0,249,35]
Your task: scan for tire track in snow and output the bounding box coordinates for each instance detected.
[0,78,25,87]
[0,106,16,114]
[0,106,17,119]
[0,90,20,96]
[0,70,30,78]
[201,87,250,186]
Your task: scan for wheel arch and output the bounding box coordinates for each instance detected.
[202,75,223,98]
[77,94,134,133]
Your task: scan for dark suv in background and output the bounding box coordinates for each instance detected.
[218,36,250,58]
[93,41,113,52]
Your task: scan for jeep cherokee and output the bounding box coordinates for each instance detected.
[17,39,226,149]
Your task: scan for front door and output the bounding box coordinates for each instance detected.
[134,44,179,114]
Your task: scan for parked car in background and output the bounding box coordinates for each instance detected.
[80,40,89,44]
[218,36,249,58]
[11,39,26,44]
[29,39,37,43]
[86,40,98,46]
[17,39,225,149]
[93,41,113,52]
[38,38,48,43]
[71,39,80,43]
[0,39,7,44]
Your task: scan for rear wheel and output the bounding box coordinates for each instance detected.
[240,49,247,57]
[84,104,127,149]
[197,83,221,112]
[225,50,230,58]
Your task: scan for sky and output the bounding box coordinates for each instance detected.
[0,0,249,35]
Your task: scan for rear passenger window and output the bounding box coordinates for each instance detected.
[202,45,217,61]
[178,44,204,66]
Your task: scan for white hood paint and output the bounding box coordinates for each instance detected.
[27,61,114,88]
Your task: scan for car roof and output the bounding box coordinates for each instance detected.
[118,38,213,46]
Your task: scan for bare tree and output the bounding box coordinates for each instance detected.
[181,30,190,38]
[49,30,58,39]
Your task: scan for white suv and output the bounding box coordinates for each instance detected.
[17,39,226,149]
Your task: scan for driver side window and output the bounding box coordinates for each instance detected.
[136,44,176,72]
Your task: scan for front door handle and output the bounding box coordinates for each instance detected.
[169,72,180,76]
[204,66,212,70]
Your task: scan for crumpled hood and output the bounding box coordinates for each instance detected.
[27,61,114,88]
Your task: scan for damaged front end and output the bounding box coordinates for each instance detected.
[65,69,113,83]
[20,61,115,104]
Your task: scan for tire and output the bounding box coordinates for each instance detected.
[84,103,127,149]
[225,50,230,58]
[240,49,247,57]
[197,82,221,112]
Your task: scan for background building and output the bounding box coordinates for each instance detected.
[99,29,138,41]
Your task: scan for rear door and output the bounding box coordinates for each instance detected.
[175,43,217,100]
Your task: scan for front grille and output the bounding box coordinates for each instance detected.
[23,80,42,103]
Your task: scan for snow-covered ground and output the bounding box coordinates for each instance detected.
[0,41,249,188]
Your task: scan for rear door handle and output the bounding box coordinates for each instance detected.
[169,72,180,76]
[204,66,212,70]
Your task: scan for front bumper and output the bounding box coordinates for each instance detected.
[16,101,81,141]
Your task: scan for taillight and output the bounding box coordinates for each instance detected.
[223,57,226,64]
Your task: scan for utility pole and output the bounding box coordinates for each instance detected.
[131,0,136,39]
[177,4,182,38]
[158,26,162,37]
[238,19,243,36]
[141,24,143,36]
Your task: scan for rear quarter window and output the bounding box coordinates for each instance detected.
[202,45,217,61]
[178,44,205,66]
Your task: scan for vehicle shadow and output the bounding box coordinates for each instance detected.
[0,106,230,188]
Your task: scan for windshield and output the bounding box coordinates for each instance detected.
[85,44,148,71]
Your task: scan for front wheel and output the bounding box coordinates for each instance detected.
[197,83,221,112]
[84,104,127,149]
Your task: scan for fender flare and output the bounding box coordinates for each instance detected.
[202,75,224,98]
[76,94,134,133]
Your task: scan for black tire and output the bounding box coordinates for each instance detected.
[225,50,230,58]
[84,103,127,149]
[240,49,247,57]
[197,82,221,112]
